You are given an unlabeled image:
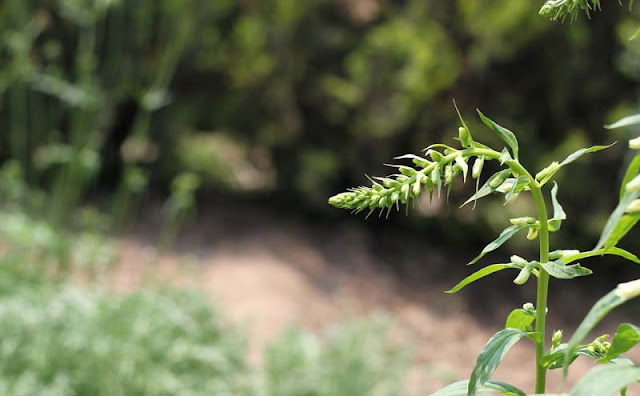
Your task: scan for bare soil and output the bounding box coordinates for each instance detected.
[106,199,640,395]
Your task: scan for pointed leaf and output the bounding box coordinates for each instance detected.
[468,225,526,265]
[564,279,640,375]
[571,365,640,396]
[455,155,469,182]
[431,379,525,396]
[505,309,535,332]
[468,329,529,396]
[540,261,592,279]
[446,264,519,293]
[453,100,473,147]
[537,144,614,186]
[548,182,566,231]
[602,324,640,362]
[630,26,640,41]
[619,153,640,200]
[595,189,640,250]
[477,109,519,160]
[560,247,640,265]
[605,113,640,129]
[500,148,512,165]
[603,214,640,250]
[460,170,513,208]
[504,176,527,205]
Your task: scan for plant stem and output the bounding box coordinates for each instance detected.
[465,147,552,393]
[530,182,550,394]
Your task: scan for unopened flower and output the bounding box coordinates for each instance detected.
[630,136,640,150]
[616,279,640,300]
[625,199,640,214]
[626,175,640,192]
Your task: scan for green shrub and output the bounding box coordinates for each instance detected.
[264,316,410,396]
[0,287,251,396]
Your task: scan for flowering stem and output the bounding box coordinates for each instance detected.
[530,182,550,394]
[468,147,551,393]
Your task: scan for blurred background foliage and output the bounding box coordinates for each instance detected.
[1,0,639,248]
[1,0,640,393]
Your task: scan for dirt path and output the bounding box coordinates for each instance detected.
[106,201,639,395]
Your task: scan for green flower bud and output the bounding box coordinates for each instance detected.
[630,136,640,150]
[428,150,443,163]
[380,178,399,188]
[510,217,536,226]
[368,194,380,209]
[416,172,428,184]
[626,199,640,214]
[444,148,458,155]
[398,166,417,177]
[552,330,563,350]
[510,255,529,267]
[400,183,410,201]
[513,266,532,285]
[444,164,453,185]
[410,180,421,198]
[472,156,484,179]
[458,126,473,148]
[396,175,409,183]
[526,227,539,240]
[328,192,357,209]
[431,167,440,185]
[616,279,640,300]
[489,169,511,188]
[548,249,581,260]
[522,303,534,312]
[535,161,560,182]
[626,175,640,192]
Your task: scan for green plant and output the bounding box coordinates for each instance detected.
[0,286,252,396]
[263,315,410,396]
[329,99,640,395]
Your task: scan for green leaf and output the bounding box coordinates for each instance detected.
[540,261,592,279]
[446,263,519,293]
[453,100,472,146]
[430,379,525,396]
[605,113,640,129]
[571,364,640,396]
[595,190,640,250]
[606,215,640,249]
[564,281,640,375]
[502,176,528,205]
[468,328,529,396]
[468,225,526,265]
[560,247,640,265]
[619,153,640,200]
[602,324,640,362]
[505,309,535,332]
[548,182,566,232]
[500,147,512,165]
[455,155,469,182]
[477,109,519,160]
[537,144,614,186]
[630,26,640,40]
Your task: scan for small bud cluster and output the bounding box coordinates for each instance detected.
[539,0,600,22]
[584,334,611,358]
[329,123,498,216]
